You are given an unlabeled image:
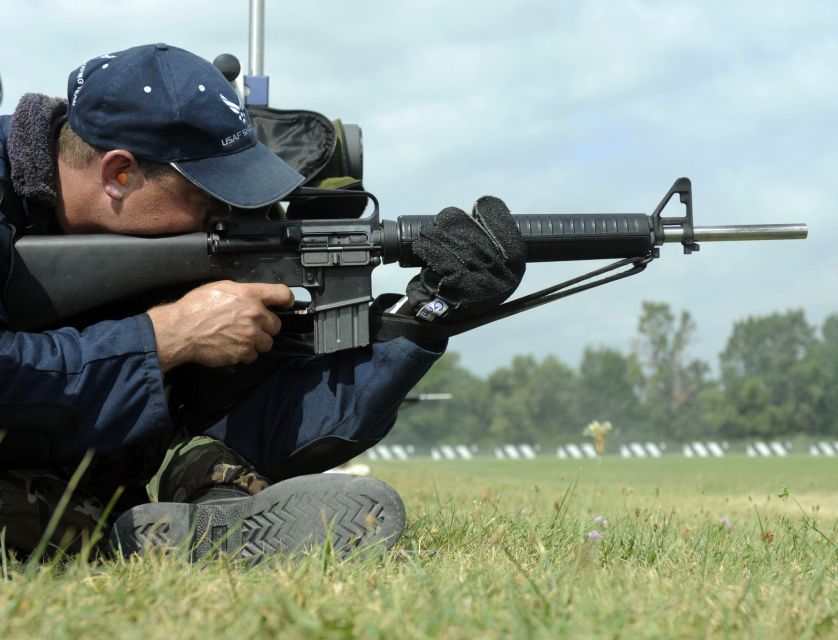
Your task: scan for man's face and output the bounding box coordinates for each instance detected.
[108,171,231,235]
[58,167,231,236]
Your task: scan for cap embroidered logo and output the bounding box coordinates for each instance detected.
[220,93,247,125]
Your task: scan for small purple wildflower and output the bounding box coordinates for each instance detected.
[587,530,603,542]
[719,515,733,532]
[593,515,609,528]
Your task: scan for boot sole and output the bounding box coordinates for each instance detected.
[109,474,406,563]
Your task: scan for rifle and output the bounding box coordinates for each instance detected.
[5,177,807,354]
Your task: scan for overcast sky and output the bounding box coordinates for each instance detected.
[2,1,835,376]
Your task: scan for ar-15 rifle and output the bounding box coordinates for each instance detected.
[5,177,807,353]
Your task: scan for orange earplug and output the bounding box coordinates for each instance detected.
[117,172,128,185]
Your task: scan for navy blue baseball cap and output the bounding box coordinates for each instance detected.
[67,43,303,208]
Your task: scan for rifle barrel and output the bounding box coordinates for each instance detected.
[664,223,808,243]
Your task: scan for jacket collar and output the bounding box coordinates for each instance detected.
[7,93,67,207]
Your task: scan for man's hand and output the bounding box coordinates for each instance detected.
[404,196,526,322]
[147,281,295,372]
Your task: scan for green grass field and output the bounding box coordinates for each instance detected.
[2,456,837,639]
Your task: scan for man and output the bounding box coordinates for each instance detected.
[0,44,525,562]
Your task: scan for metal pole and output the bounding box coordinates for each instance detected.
[245,0,269,106]
[664,223,808,243]
[249,0,265,76]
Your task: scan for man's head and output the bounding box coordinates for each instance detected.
[56,43,303,234]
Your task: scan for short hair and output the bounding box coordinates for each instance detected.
[56,122,175,183]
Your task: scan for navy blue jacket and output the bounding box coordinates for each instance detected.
[0,113,443,469]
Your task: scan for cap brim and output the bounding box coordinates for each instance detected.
[171,142,304,209]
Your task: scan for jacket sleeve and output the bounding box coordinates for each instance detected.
[200,333,446,475]
[0,314,173,458]
[0,212,172,461]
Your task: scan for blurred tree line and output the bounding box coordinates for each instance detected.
[392,303,838,444]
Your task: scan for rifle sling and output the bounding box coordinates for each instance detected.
[368,255,651,347]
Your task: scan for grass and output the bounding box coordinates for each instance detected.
[1,456,837,639]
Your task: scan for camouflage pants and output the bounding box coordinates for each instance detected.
[0,469,105,555]
[0,436,271,555]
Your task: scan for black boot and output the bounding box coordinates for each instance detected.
[108,474,406,563]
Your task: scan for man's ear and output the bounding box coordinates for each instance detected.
[100,150,139,201]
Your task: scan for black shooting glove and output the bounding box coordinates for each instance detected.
[404,196,526,322]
